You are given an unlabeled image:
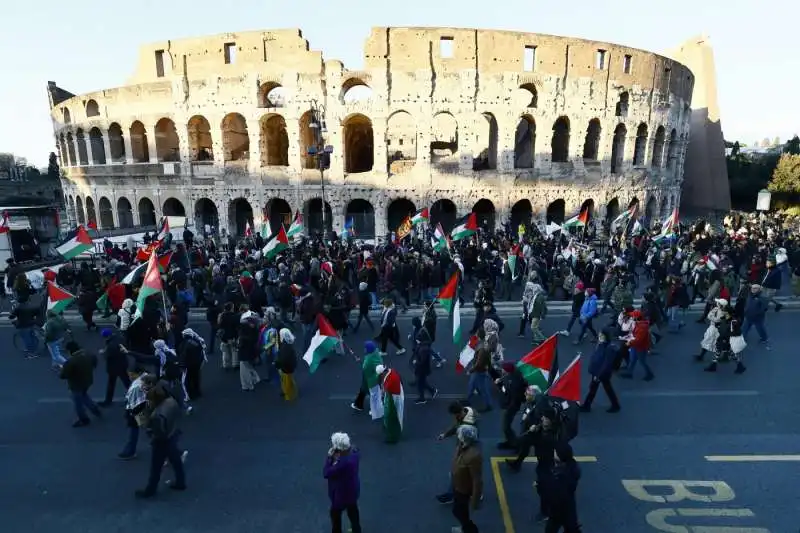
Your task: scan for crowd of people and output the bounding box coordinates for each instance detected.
[5,207,797,533]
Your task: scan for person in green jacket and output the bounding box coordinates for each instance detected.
[350,341,384,420]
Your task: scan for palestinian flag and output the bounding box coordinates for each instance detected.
[451,212,478,241]
[437,271,459,314]
[287,211,304,237]
[703,254,720,271]
[46,281,75,314]
[121,262,146,285]
[508,244,521,275]
[563,208,589,229]
[660,208,679,236]
[56,225,93,260]
[431,223,448,252]
[452,298,462,344]
[260,221,273,240]
[136,241,161,262]
[548,355,581,402]
[517,334,558,390]
[263,226,289,259]
[611,205,637,232]
[382,368,405,433]
[0,212,8,234]
[87,220,97,230]
[157,217,170,241]
[96,292,110,313]
[411,208,429,225]
[158,251,173,273]
[134,252,163,318]
[302,315,340,373]
[456,335,479,373]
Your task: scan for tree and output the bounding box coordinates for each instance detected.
[47,152,59,178]
[731,141,741,157]
[768,154,800,193]
[784,135,800,155]
[0,152,13,171]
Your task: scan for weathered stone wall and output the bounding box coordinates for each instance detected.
[49,27,692,236]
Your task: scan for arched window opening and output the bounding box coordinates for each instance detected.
[473,199,496,231]
[430,199,458,233]
[194,198,219,234]
[117,197,133,228]
[652,126,666,168]
[341,78,372,104]
[58,135,69,167]
[68,197,76,224]
[98,197,114,229]
[222,113,250,161]
[85,99,100,118]
[551,117,570,163]
[260,114,289,167]
[76,129,89,165]
[66,132,76,166]
[582,119,601,160]
[430,112,458,169]
[75,197,85,225]
[386,111,416,175]
[138,198,156,226]
[62,108,71,124]
[611,124,627,175]
[89,128,106,165]
[163,198,186,217]
[129,121,150,163]
[299,112,317,170]
[510,199,533,231]
[108,123,125,162]
[228,198,254,236]
[580,199,595,219]
[85,197,97,227]
[187,115,214,162]
[346,199,376,238]
[633,123,648,166]
[154,118,180,162]
[387,198,416,235]
[304,198,333,237]
[265,198,293,233]
[472,113,498,171]
[645,197,658,219]
[514,116,536,169]
[606,198,621,223]
[667,129,678,171]
[546,199,566,224]
[615,91,629,117]
[343,114,374,174]
[518,83,538,108]
[258,82,287,108]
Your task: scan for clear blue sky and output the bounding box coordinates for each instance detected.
[2,0,796,167]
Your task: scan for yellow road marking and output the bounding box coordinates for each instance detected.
[490,456,598,533]
[705,454,800,462]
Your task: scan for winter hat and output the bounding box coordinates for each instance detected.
[501,361,516,374]
[279,328,295,344]
[364,340,377,353]
[330,432,351,451]
[715,299,728,307]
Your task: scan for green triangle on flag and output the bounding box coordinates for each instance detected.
[302,315,340,373]
[47,281,76,314]
[437,271,459,314]
[517,334,558,390]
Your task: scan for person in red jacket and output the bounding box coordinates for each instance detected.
[620,310,654,381]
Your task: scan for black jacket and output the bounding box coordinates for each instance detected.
[104,335,129,374]
[276,343,298,374]
[60,350,98,391]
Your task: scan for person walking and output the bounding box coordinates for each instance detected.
[43,310,69,371]
[98,328,131,407]
[542,443,582,533]
[350,341,383,417]
[118,366,149,460]
[59,341,103,427]
[579,330,621,413]
[276,328,298,401]
[450,424,483,533]
[323,432,362,533]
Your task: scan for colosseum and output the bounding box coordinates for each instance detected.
[47,27,694,240]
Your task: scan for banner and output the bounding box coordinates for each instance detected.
[396,216,413,240]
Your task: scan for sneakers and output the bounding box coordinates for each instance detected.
[118,452,137,460]
[350,403,363,412]
[432,388,440,400]
[414,398,427,405]
[396,348,407,355]
[163,450,189,468]
[436,493,454,505]
[72,418,90,428]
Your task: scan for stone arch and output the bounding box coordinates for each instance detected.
[117,197,133,228]
[265,198,293,232]
[473,113,498,171]
[108,123,125,162]
[652,126,666,168]
[89,127,106,165]
[194,198,219,233]
[611,124,627,175]
[387,198,416,234]
[340,77,372,103]
[386,111,416,174]
[645,196,658,219]
[75,196,85,225]
[551,117,570,163]
[628,197,640,210]
[430,112,458,169]
[473,199,496,231]
[615,91,630,117]
[667,129,678,170]
[582,119,601,160]
[138,197,156,226]
[66,132,76,165]
[514,115,536,169]
[304,198,333,236]
[129,121,150,163]
[606,198,620,222]
[68,196,76,223]
[343,113,374,173]
[98,197,114,229]
[228,197,253,236]
[519,83,538,108]
[58,134,69,166]
[85,197,97,226]
[85,99,100,118]
[187,115,214,161]
[257,82,286,108]
[546,199,565,224]
[222,113,250,161]
[580,198,595,218]
[260,114,289,167]
[163,197,186,217]
[633,123,648,166]
[298,111,317,170]
[76,129,89,165]
[154,118,180,162]
[511,199,533,230]
[62,108,71,124]
[430,198,458,233]
[346,199,376,238]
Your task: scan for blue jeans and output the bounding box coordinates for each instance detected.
[467,371,495,409]
[47,339,67,367]
[71,390,101,421]
[18,327,38,353]
[742,316,768,342]
[667,307,679,332]
[121,424,140,456]
[627,347,653,378]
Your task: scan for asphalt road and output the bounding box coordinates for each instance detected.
[0,307,797,533]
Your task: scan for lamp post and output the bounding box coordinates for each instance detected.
[307,100,334,240]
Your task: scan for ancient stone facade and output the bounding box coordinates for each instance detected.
[48,27,694,238]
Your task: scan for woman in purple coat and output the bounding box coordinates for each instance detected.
[324,432,362,533]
